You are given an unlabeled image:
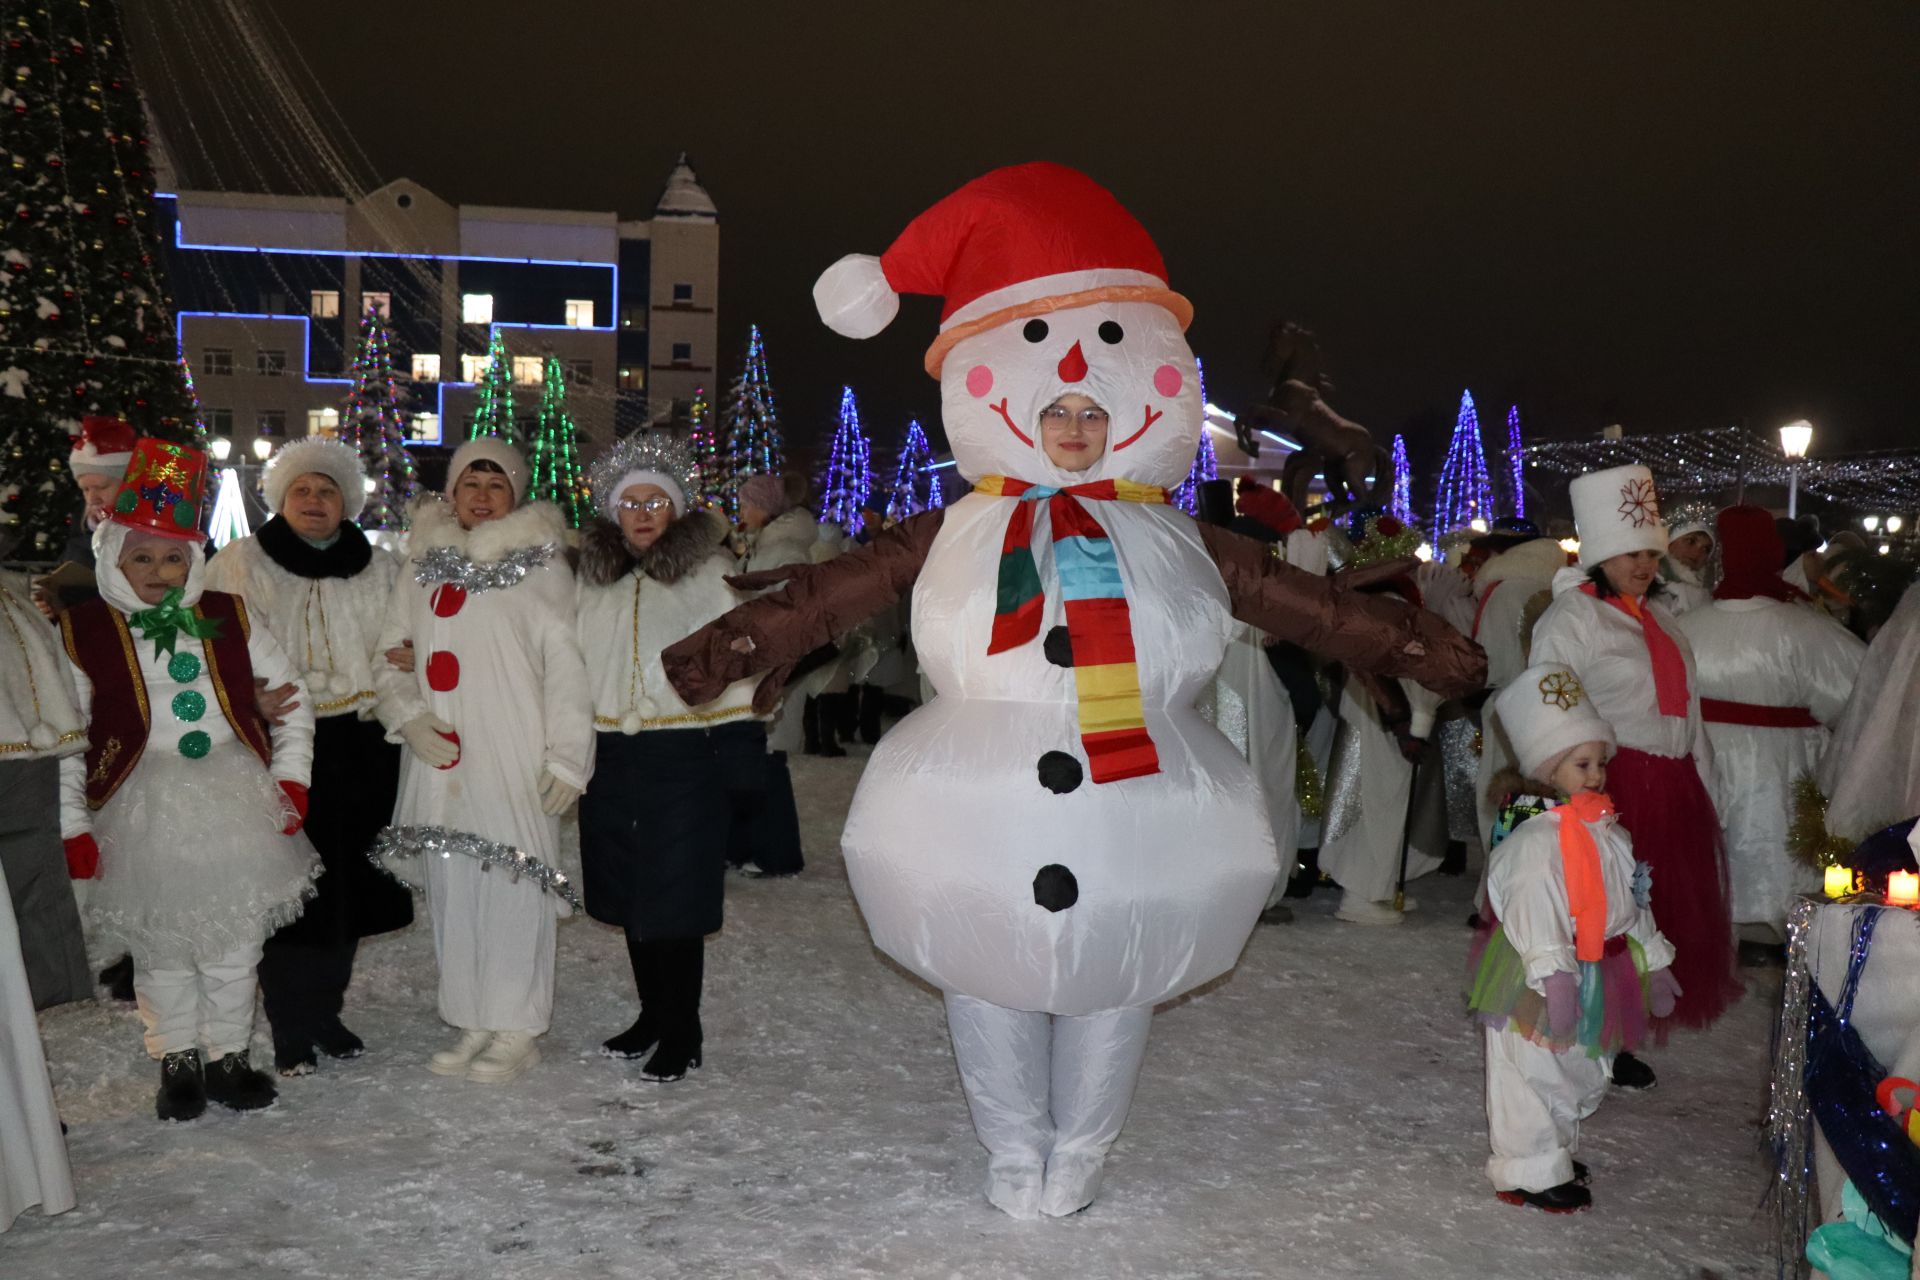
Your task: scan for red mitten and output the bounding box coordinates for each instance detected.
[278,781,310,836]
[1234,480,1304,537]
[1543,971,1578,1041]
[64,833,100,880]
[1647,968,1683,1019]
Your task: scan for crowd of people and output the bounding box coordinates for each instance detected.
[2,161,1917,1240]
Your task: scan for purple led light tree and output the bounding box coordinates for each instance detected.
[1433,389,1493,532]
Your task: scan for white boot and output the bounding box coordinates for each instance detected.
[465,1030,540,1084]
[1335,892,1404,926]
[428,1029,492,1077]
[1038,1151,1105,1218]
[985,1156,1045,1220]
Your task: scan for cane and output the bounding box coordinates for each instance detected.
[1393,745,1421,914]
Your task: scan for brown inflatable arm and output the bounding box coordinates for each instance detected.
[663,510,946,714]
[1198,522,1487,698]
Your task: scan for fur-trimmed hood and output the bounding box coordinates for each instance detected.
[578,510,725,587]
[1488,766,1557,807]
[1477,537,1568,595]
[407,494,566,563]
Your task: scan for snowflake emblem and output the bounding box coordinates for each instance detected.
[1616,476,1660,528]
[1538,671,1585,710]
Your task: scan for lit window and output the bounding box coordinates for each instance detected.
[618,367,643,391]
[310,290,340,318]
[362,291,391,318]
[461,293,494,324]
[412,353,441,382]
[621,304,644,329]
[459,354,490,383]
[202,347,234,376]
[257,409,287,437]
[671,283,693,303]
[512,356,545,385]
[564,299,595,328]
[410,412,441,443]
[257,349,287,377]
[206,408,233,435]
[565,358,593,387]
[306,407,340,436]
[670,342,692,363]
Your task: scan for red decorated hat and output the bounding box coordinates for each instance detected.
[812,162,1193,377]
[108,438,209,540]
[68,415,138,478]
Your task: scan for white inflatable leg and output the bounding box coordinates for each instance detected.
[1040,1004,1153,1217]
[944,992,1051,1220]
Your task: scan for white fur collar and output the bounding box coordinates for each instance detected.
[1477,538,1570,594]
[407,496,566,563]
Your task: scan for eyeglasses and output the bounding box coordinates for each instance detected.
[617,496,675,515]
[1039,405,1110,428]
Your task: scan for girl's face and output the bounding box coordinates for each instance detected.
[452,467,516,530]
[1600,549,1663,598]
[1039,393,1110,473]
[1550,741,1610,796]
[616,483,675,552]
[1669,531,1713,571]
[282,472,345,541]
[119,540,192,605]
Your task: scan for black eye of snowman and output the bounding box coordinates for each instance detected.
[1022,318,1049,343]
[1097,321,1124,345]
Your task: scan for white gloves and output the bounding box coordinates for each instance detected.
[400,713,461,769]
[1400,677,1446,741]
[538,769,581,816]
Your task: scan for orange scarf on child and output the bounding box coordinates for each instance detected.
[1558,791,1616,962]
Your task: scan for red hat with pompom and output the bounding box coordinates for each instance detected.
[68,416,137,479]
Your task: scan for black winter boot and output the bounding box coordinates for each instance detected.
[1496,1180,1591,1212]
[640,940,704,1083]
[603,932,661,1060]
[204,1050,279,1111]
[156,1050,206,1122]
[858,684,884,744]
[1610,1051,1657,1090]
[101,953,136,1003]
[273,1027,317,1078]
[312,1017,365,1060]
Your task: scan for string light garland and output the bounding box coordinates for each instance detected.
[529,356,588,528]
[1390,433,1415,524]
[466,328,517,445]
[1433,389,1494,532]
[884,419,939,521]
[718,324,784,518]
[685,384,720,508]
[819,386,871,536]
[1505,405,1526,519]
[340,304,420,529]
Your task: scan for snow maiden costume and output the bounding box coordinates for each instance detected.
[663,163,1486,1218]
[1468,664,1677,1212]
[204,438,413,1075]
[371,439,593,1085]
[1530,464,1740,1040]
[575,433,770,1081]
[57,439,318,1120]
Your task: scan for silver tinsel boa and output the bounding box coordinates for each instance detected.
[1766,896,1820,1278]
[412,543,555,593]
[369,823,581,911]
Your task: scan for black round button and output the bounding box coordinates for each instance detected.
[1037,751,1083,794]
[1033,864,1079,912]
[1043,625,1074,667]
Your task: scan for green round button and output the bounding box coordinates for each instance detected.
[171,690,205,722]
[114,490,138,514]
[168,651,201,683]
[177,730,211,759]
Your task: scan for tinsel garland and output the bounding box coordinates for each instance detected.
[1347,514,1423,568]
[369,823,580,910]
[1790,776,1855,870]
[412,543,555,593]
[1766,896,1819,1277]
[1294,736,1324,820]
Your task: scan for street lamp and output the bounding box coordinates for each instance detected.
[1864,515,1882,532]
[1889,516,1906,534]
[252,436,273,462]
[1779,420,1813,519]
[209,436,233,463]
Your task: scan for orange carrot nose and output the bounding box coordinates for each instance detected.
[1057,340,1088,382]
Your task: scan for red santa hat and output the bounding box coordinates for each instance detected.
[812,162,1193,377]
[69,415,138,479]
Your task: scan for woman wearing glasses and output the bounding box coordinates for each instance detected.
[575,434,765,1082]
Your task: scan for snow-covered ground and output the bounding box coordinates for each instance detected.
[7,751,1778,1279]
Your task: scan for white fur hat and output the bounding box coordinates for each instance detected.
[264,437,368,522]
[1569,464,1669,569]
[1493,663,1617,782]
[446,437,529,502]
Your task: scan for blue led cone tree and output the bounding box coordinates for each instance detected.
[719,324,784,516]
[884,419,939,521]
[1389,433,1415,524]
[819,387,872,536]
[1433,389,1494,531]
[341,305,421,529]
[1505,404,1526,519]
[467,329,518,444]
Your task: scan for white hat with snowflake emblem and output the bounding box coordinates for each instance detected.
[1494,663,1617,782]
[1569,463,1669,568]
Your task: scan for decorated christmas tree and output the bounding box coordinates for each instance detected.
[1433,389,1494,532]
[686,384,721,506]
[718,324,783,515]
[884,419,938,521]
[340,305,420,529]
[1,0,200,554]
[1389,433,1415,524]
[530,356,589,527]
[1505,404,1526,519]
[819,387,871,536]
[467,329,517,444]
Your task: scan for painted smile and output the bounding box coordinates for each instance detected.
[1111,405,1164,452]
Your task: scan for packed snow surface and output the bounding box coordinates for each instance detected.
[7,751,1777,1278]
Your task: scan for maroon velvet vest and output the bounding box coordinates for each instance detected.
[59,591,271,809]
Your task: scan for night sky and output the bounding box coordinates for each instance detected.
[158,2,1918,471]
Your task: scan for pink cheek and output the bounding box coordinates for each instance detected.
[1153,364,1183,398]
[965,364,994,398]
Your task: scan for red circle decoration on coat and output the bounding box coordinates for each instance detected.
[430,584,467,617]
[426,650,460,691]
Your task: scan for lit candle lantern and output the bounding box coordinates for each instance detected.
[1888,871,1920,907]
[1826,865,1855,899]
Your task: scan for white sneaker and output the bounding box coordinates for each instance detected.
[428,1029,493,1076]
[1335,896,1405,926]
[465,1030,540,1084]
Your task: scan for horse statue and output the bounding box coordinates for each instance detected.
[1235,323,1394,520]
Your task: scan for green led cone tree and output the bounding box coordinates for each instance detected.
[529,356,588,527]
[1,0,199,554]
[341,305,420,529]
[466,329,517,444]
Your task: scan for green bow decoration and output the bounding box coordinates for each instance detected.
[127,588,223,658]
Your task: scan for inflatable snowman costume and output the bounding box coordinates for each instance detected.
[665,163,1485,1218]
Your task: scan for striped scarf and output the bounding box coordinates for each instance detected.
[974,475,1169,783]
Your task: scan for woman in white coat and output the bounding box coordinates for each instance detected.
[1817,579,1920,841]
[1673,506,1864,939]
[373,439,593,1085]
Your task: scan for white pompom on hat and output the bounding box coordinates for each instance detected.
[1569,464,1670,569]
[1493,663,1618,782]
[68,415,137,479]
[446,437,530,502]
[264,437,368,522]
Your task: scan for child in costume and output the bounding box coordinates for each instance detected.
[1469,661,1680,1211]
[56,440,318,1121]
